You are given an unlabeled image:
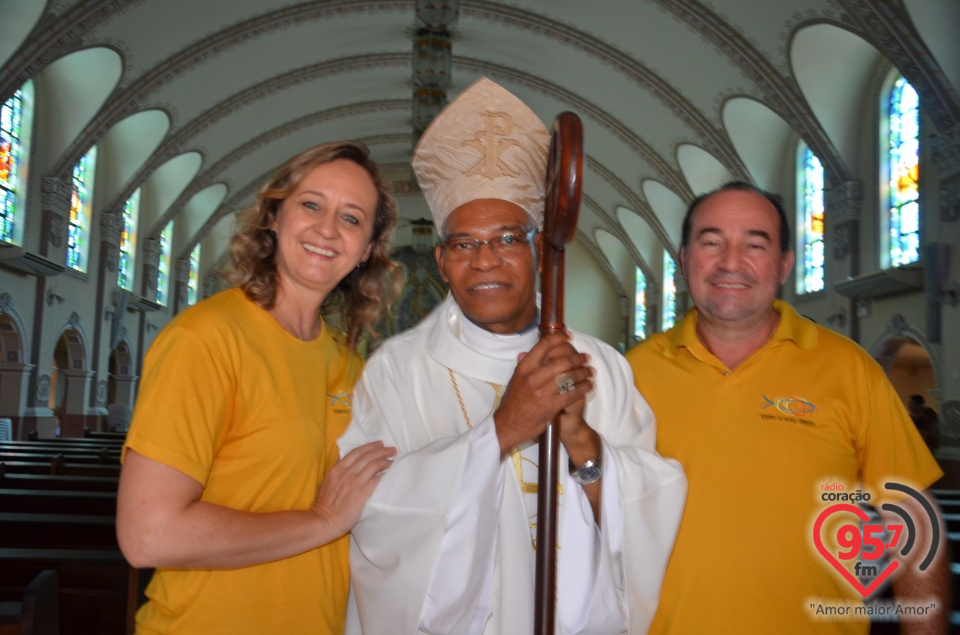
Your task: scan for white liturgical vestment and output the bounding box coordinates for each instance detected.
[340,295,686,635]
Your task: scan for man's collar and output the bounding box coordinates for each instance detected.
[769,300,818,350]
[665,308,700,357]
[665,299,818,357]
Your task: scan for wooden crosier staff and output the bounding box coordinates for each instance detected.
[534,111,583,635]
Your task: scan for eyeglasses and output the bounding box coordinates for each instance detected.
[440,229,535,261]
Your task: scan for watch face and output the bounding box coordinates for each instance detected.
[573,461,602,485]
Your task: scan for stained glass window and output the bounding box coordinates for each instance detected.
[118,189,140,291]
[1,85,29,245]
[798,146,825,294]
[634,267,647,341]
[156,220,173,305]
[662,252,677,331]
[67,147,97,272]
[887,76,920,268]
[187,243,201,305]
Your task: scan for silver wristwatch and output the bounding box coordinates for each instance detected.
[568,446,603,485]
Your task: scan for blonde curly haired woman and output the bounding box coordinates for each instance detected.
[118,141,402,634]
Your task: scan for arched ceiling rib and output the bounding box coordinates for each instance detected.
[47,1,413,175]
[641,180,685,250]
[903,0,960,98]
[154,102,410,238]
[140,153,202,232]
[1,0,956,306]
[792,24,883,178]
[97,110,169,204]
[464,1,749,178]
[34,47,121,173]
[617,206,661,281]
[839,0,960,129]
[0,0,45,70]
[653,0,853,182]
[723,97,795,193]
[677,144,734,195]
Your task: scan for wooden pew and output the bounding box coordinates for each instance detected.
[1,441,123,463]
[0,549,138,635]
[0,440,122,453]
[0,472,120,492]
[940,513,960,533]
[869,490,959,633]
[0,489,117,516]
[0,569,59,635]
[0,513,119,550]
[0,461,121,478]
[934,491,960,630]
[26,431,124,447]
[0,482,139,633]
[83,428,127,442]
[931,489,960,500]
[0,451,119,466]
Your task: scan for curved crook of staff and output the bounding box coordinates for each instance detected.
[535,111,583,635]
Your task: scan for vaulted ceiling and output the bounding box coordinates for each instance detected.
[2,0,957,324]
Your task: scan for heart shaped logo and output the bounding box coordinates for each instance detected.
[813,503,899,598]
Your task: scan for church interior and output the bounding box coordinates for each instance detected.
[0,0,959,631]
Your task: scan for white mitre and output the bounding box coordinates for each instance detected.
[411,77,550,234]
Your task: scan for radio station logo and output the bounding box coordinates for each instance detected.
[812,481,939,599]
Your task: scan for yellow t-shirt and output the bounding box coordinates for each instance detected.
[123,288,362,634]
[626,301,942,635]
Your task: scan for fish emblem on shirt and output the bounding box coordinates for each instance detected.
[327,391,352,414]
[761,394,817,417]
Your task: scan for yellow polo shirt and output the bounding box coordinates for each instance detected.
[626,301,942,635]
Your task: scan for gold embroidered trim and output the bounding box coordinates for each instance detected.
[447,367,567,554]
[448,368,505,429]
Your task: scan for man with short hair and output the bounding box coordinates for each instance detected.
[340,77,686,635]
[626,181,946,634]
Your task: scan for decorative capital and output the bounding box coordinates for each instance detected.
[100,212,123,245]
[105,244,119,273]
[940,179,960,223]
[832,223,853,261]
[143,264,158,296]
[41,176,69,252]
[0,292,14,314]
[41,176,71,216]
[142,236,161,260]
[36,374,51,401]
[202,271,217,297]
[942,400,960,440]
[175,257,190,305]
[175,256,191,282]
[887,313,909,338]
[930,123,960,181]
[824,179,862,224]
[645,282,661,302]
